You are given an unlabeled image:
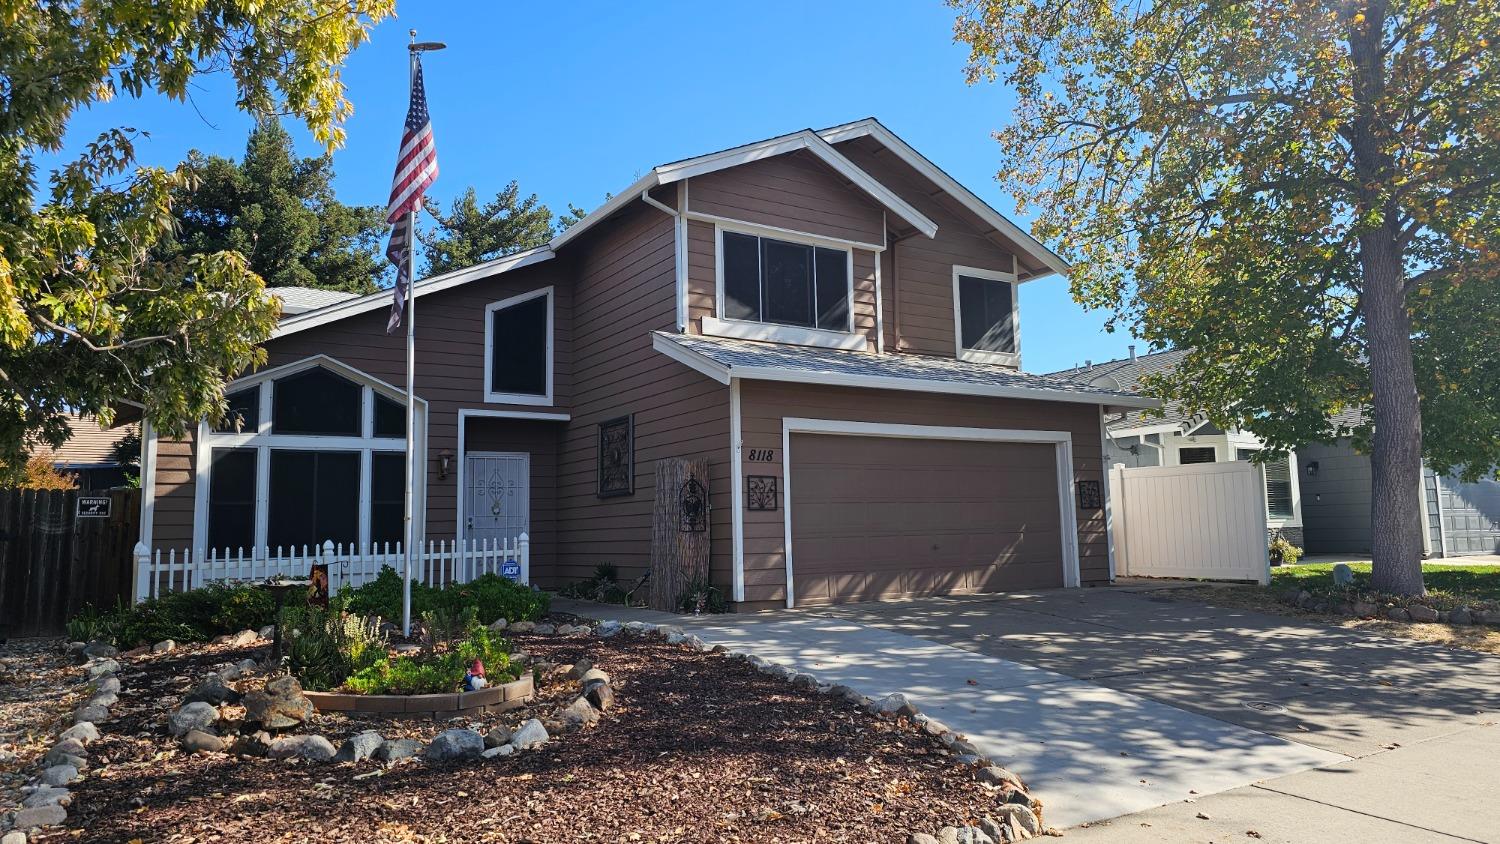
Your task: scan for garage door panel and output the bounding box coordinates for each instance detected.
[790,433,1066,604]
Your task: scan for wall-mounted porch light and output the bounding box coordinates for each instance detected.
[437,449,454,480]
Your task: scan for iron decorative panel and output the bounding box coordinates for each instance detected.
[1076,479,1103,510]
[597,415,633,498]
[680,474,707,532]
[746,475,778,511]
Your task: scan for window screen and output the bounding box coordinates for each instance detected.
[720,231,849,331]
[489,293,548,396]
[216,388,260,434]
[958,274,1015,354]
[268,450,359,549]
[207,448,256,551]
[1179,447,1217,464]
[372,393,406,439]
[370,452,405,547]
[1239,449,1294,518]
[273,368,361,435]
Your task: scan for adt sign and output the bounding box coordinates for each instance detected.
[501,561,521,581]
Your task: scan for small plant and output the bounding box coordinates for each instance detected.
[678,576,727,615]
[1269,535,1304,566]
[559,563,649,606]
[282,605,386,691]
[65,604,116,643]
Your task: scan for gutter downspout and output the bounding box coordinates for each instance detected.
[640,187,688,332]
[889,230,921,352]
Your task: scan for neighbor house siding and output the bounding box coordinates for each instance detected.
[152,437,196,550]
[553,201,732,589]
[735,381,1108,605]
[1296,440,1373,555]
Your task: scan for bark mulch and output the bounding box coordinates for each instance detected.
[36,630,1020,843]
[1,640,92,815]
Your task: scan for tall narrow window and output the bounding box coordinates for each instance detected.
[369,452,405,546]
[372,393,406,439]
[267,450,360,549]
[1238,448,1295,519]
[957,273,1016,355]
[720,230,849,331]
[486,289,551,401]
[207,448,257,550]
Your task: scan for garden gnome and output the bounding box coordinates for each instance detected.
[464,658,487,691]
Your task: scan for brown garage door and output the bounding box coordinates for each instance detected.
[789,434,1064,605]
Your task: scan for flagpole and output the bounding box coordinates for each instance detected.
[400,39,419,637]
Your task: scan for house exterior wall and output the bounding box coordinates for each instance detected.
[733,380,1108,606]
[1297,439,1373,555]
[686,148,885,245]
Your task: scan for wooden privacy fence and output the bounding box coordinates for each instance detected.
[0,488,141,637]
[136,535,529,602]
[1109,462,1270,583]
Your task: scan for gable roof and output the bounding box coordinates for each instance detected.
[273,119,1047,338]
[655,332,1157,410]
[266,286,361,316]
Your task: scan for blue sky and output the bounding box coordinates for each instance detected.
[41,1,1138,373]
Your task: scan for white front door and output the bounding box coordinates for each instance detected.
[464,452,530,548]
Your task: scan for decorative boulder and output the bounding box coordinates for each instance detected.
[258,625,277,639]
[181,729,227,754]
[152,639,176,653]
[214,629,260,647]
[994,804,1043,838]
[873,693,919,718]
[82,658,120,681]
[79,641,118,662]
[565,659,595,681]
[40,764,79,786]
[376,738,424,761]
[186,675,241,705]
[481,744,515,759]
[168,701,220,738]
[242,676,314,730]
[1408,604,1440,623]
[508,621,535,633]
[94,675,121,695]
[11,805,67,829]
[596,620,622,638]
[976,765,1022,787]
[585,682,615,711]
[560,697,600,728]
[577,667,610,688]
[267,734,337,762]
[488,618,508,631]
[333,730,386,763]
[510,718,549,750]
[73,704,110,724]
[423,729,485,763]
[485,725,512,748]
[230,732,272,757]
[532,623,556,635]
[58,722,99,744]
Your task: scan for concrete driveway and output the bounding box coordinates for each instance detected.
[555,586,1500,840]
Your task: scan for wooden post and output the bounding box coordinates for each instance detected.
[649,457,710,612]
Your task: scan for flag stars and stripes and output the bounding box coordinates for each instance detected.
[386,54,439,334]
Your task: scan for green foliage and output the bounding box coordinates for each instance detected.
[0,1,394,480]
[677,576,728,615]
[558,563,646,606]
[420,184,556,276]
[340,566,549,625]
[345,620,514,695]
[65,605,114,643]
[159,121,388,294]
[281,605,386,691]
[1269,535,1305,566]
[71,582,277,648]
[1273,563,1500,605]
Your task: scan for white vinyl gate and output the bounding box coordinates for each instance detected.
[1110,461,1270,583]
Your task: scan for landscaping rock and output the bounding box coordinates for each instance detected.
[82,658,119,681]
[215,629,260,647]
[922,718,951,737]
[58,722,99,744]
[1478,609,1500,626]
[937,827,961,844]
[1332,563,1354,587]
[1408,604,1440,623]
[424,729,485,763]
[377,738,424,761]
[585,682,615,711]
[995,804,1042,838]
[790,673,819,690]
[331,731,385,763]
[151,639,176,653]
[10,805,66,829]
[827,684,864,705]
[565,658,595,681]
[561,697,600,728]
[2,830,28,844]
[484,725,512,748]
[554,624,576,635]
[1449,607,1473,626]
[532,623,556,635]
[181,729,227,754]
[578,667,610,687]
[623,621,649,633]
[1386,606,1411,622]
[39,764,79,786]
[596,620,622,638]
[168,701,220,738]
[258,624,276,639]
[80,641,118,662]
[94,675,120,694]
[978,817,1007,842]
[73,704,110,724]
[22,786,71,809]
[44,738,87,766]
[976,765,1022,787]
[242,676,314,730]
[267,734,337,762]
[186,675,241,705]
[510,718,549,750]
[1352,601,1377,617]
[955,828,995,844]
[509,621,535,633]
[488,618,508,631]
[908,835,940,844]
[481,744,515,759]
[230,732,272,757]
[873,693,919,718]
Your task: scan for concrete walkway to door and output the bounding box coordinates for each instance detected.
[553,587,1500,839]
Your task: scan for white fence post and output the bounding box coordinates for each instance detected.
[133,541,151,604]
[518,532,530,585]
[1108,464,1128,577]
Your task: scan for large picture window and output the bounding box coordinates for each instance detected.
[268,451,360,549]
[485,287,553,404]
[953,266,1018,364]
[721,230,850,332]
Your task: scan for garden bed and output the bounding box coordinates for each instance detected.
[304,677,533,718]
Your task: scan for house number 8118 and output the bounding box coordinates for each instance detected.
[747,449,776,462]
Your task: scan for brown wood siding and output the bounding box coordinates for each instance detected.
[151,436,196,549]
[738,380,1107,605]
[463,418,560,578]
[687,149,884,245]
[852,249,878,348]
[554,202,732,589]
[833,139,1022,359]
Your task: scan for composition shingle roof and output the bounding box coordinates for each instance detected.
[266,286,361,316]
[32,413,138,467]
[654,333,1157,408]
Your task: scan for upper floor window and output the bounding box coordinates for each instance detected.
[274,367,361,435]
[485,287,553,406]
[721,230,851,333]
[952,265,1018,366]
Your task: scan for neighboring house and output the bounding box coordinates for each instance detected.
[136,118,1156,609]
[265,286,362,316]
[1052,349,1500,558]
[35,413,140,489]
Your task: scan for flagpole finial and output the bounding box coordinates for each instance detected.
[409,28,417,42]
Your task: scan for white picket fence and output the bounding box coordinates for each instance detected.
[1109,462,1270,583]
[132,534,529,603]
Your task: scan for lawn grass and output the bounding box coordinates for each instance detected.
[1273,563,1500,603]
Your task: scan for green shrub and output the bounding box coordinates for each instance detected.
[282,606,386,691]
[1269,535,1304,566]
[339,567,548,625]
[68,582,279,648]
[344,621,515,695]
[677,576,728,614]
[65,604,117,643]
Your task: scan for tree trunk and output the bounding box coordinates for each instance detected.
[1350,0,1425,595]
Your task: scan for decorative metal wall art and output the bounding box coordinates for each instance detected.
[1076,479,1103,510]
[680,473,707,532]
[746,475,778,511]
[597,415,634,498]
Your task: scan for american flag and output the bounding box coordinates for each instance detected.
[385,54,438,334]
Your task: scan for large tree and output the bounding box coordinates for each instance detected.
[162,120,388,294]
[952,0,1500,595]
[0,1,394,478]
[419,182,555,276]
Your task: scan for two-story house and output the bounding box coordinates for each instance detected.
[136,119,1155,610]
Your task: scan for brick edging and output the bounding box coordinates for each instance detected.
[304,676,534,719]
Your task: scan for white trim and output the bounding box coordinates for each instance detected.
[1100,407,1117,581]
[685,211,886,253]
[650,332,1159,408]
[483,286,555,406]
[873,218,886,354]
[139,419,158,551]
[779,417,1082,608]
[228,354,429,412]
[273,246,556,338]
[459,408,572,423]
[818,118,1069,280]
[677,183,689,331]
[730,379,746,603]
[454,408,570,548]
[952,264,1021,368]
[656,130,938,238]
[1107,421,1185,438]
[701,316,869,351]
[191,419,210,565]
